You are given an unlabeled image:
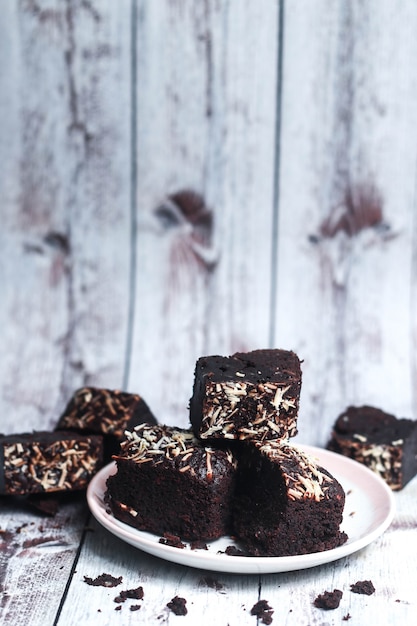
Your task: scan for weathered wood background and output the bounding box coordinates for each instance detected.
[1,0,417,447]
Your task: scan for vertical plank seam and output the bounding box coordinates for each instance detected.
[122,0,138,390]
[51,509,92,626]
[410,159,417,413]
[269,0,285,348]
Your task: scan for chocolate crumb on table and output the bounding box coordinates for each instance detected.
[350,580,375,595]
[83,573,122,587]
[167,596,188,616]
[114,586,144,603]
[250,599,274,624]
[314,589,343,609]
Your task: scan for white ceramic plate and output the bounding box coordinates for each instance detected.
[87,444,395,574]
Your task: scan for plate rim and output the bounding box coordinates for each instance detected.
[87,443,396,574]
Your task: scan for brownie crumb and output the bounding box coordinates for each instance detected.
[130,605,141,612]
[343,613,352,621]
[250,599,274,624]
[84,573,122,587]
[115,605,122,611]
[350,580,375,595]
[167,596,188,616]
[114,586,144,603]
[314,589,343,609]
[159,533,186,549]
[225,545,246,556]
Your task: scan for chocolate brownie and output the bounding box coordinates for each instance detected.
[56,387,157,462]
[232,442,347,556]
[327,405,417,490]
[0,431,103,496]
[106,424,237,541]
[189,349,301,442]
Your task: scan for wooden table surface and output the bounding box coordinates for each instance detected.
[1,455,416,626]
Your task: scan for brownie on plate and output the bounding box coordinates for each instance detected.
[106,424,237,541]
[232,441,347,556]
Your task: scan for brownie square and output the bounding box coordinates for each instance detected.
[0,431,103,495]
[56,387,157,462]
[189,349,301,443]
[106,424,237,541]
[327,405,417,490]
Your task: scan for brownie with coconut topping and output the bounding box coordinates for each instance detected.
[0,431,103,495]
[105,424,237,541]
[56,387,157,462]
[327,405,417,490]
[232,442,347,556]
[189,349,302,443]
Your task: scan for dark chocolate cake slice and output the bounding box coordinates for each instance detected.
[189,349,302,443]
[56,387,157,462]
[327,405,417,490]
[106,424,237,541]
[232,442,347,556]
[0,431,103,495]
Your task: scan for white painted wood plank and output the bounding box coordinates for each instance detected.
[0,0,133,433]
[275,0,417,445]
[0,498,88,626]
[58,516,260,626]
[55,0,133,399]
[0,1,72,433]
[129,0,280,426]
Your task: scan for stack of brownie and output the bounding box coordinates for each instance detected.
[0,387,156,502]
[106,349,348,557]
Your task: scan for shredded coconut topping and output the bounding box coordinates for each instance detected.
[3,437,100,494]
[258,443,333,501]
[200,380,298,441]
[119,424,236,477]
